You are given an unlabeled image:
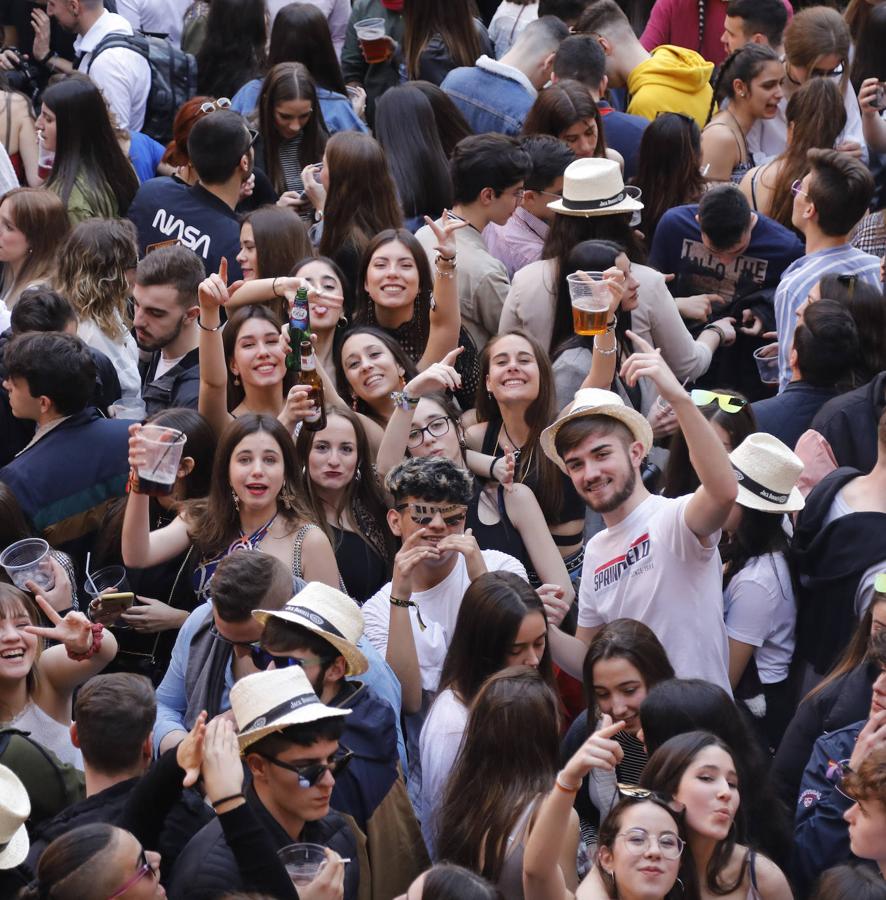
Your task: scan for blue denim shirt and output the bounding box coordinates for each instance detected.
[230,81,368,135]
[153,602,407,770]
[441,61,534,137]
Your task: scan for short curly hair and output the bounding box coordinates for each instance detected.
[843,747,886,805]
[385,456,474,505]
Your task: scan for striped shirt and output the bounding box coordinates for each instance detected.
[774,244,881,390]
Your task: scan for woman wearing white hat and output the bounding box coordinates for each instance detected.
[500,158,733,419]
[722,432,805,749]
[0,764,29,896]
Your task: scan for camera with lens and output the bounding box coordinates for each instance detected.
[1,48,44,105]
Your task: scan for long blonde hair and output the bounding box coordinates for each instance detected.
[55,219,137,340]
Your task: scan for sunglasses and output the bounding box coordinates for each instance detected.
[210,623,261,651]
[876,573,886,594]
[791,178,809,199]
[200,97,232,113]
[256,748,354,788]
[690,389,748,413]
[617,784,686,815]
[811,61,844,79]
[395,502,467,527]
[250,647,335,671]
[825,758,854,800]
[407,415,451,449]
[107,848,156,899]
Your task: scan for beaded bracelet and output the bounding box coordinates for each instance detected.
[66,623,104,662]
[196,315,223,332]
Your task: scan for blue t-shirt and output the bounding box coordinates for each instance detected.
[128,131,166,183]
[649,204,804,304]
[598,102,647,181]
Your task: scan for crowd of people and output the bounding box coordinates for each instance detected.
[0,0,884,897]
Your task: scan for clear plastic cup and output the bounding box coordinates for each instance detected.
[37,135,54,181]
[567,271,611,336]
[136,425,187,497]
[0,538,56,592]
[753,345,780,385]
[278,843,328,886]
[355,17,389,63]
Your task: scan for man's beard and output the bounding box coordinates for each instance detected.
[583,465,637,514]
[136,314,184,353]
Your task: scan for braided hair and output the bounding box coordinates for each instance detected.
[706,42,780,124]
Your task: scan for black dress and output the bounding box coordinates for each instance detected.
[331,525,389,605]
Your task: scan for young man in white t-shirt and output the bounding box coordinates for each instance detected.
[540,332,738,692]
[362,457,526,715]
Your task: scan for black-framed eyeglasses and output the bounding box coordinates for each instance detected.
[250,646,335,671]
[107,848,156,899]
[200,97,232,114]
[407,415,451,449]
[395,502,468,527]
[210,623,261,651]
[537,189,563,199]
[616,827,685,859]
[256,748,354,787]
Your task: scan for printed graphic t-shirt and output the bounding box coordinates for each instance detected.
[578,494,731,692]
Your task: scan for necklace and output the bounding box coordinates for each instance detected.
[227,513,278,555]
[496,422,535,485]
[725,107,750,164]
[501,421,524,461]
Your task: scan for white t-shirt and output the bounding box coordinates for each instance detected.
[416,688,469,856]
[578,494,731,693]
[723,552,796,684]
[153,353,185,380]
[363,549,527,693]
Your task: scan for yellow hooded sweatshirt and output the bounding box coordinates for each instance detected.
[627,44,714,129]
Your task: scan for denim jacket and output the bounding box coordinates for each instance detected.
[441,55,535,137]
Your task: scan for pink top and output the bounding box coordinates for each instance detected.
[640,0,793,66]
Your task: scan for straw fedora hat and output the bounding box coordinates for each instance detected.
[0,765,29,870]
[541,388,653,474]
[729,433,805,513]
[253,582,368,676]
[547,157,644,218]
[232,666,350,752]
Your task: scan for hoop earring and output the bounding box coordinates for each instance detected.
[231,489,240,512]
[337,314,348,327]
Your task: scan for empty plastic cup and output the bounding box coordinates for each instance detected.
[0,538,56,592]
[753,345,780,385]
[277,843,327,886]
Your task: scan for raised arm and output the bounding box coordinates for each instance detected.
[418,213,466,370]
[620,331,737,540]
[198,258,237,437]
[573,268,626,397]
[859,78,886,154]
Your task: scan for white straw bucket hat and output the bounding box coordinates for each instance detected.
[253,582,368,676]
[0,764,29,870]
[232,666,350,752]
[541,388,653,474]
[729,432,805,513]
[547,157,644,217]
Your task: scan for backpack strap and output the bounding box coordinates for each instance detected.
[87,32,149,71]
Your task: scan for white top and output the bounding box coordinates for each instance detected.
[746,78,867,166]
[115,0,189,47]
[489,1,539,58]
[723,551,796,683]
[9,702,83,770]
[416,688,469,856]
[77,317,146,420]
[266,0,350,56]
[75,11,152,132]
[363,549,528,693]
[153,352,185,380]
[578,494,731,693]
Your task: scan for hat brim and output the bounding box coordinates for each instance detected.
[736,483,805,514]
[541,403,654,474]
[0,823,28,870]
[238,704,350,752]
[253,608,368,676]
[547,195,644,218]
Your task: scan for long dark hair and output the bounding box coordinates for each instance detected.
[421,864,504,900]
[641,731,746,896]
[267,2,347,94]
[319,133,404,264]
[438,572,554,706]
[707,44,780,124]
[42,75,138,215]
[522,80,608,158]
[183,414,315,556]
[631,113,705,241]
[196,0,267,97]
[721,504,793,592]
[475,330,564,524]
[294,406,396,569]
[409,81,474,157]
[258,63,328,194]
[374,84,454,221]
[583,618,674,720]
[435,667,561,882]
[403,0,485,80]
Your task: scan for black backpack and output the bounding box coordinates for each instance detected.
[88,32,197,144]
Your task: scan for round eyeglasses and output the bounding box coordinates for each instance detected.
[617,827,685,859]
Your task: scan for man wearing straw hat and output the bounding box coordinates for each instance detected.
[540,331,738,692]
[169,666,363,900]
[254,582,428,898]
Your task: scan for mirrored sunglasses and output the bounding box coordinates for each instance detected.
[690,389,749,413]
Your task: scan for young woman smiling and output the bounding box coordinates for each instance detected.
[295,406,396,603]
[122,413,342,595]
[702,45,784,184]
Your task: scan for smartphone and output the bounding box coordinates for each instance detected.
[875,82,886,112]
[97,591,135,614]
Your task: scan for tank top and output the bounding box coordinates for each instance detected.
[466,483,529,566]
[8,703,83,770]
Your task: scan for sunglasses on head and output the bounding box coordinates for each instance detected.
[617,783,686,815]
[199,97,232,114]
[395,502,467,527]
[250,646,335,671]
[256,748,354,788]
[690,389,748,413]
[876,573,886,594]
[209,623,261,651]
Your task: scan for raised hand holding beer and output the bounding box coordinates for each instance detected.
[355,17,395,64]
[569,268,624,336]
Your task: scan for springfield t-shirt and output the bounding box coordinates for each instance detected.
[578,494,731,692]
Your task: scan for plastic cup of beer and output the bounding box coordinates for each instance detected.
[36,135,54,181]
[753,344,780,385]
[0,538,56,592]
[355,17,389,63]
[136,425,187,496]
[568,271,611,336]
[278,844,328,886]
